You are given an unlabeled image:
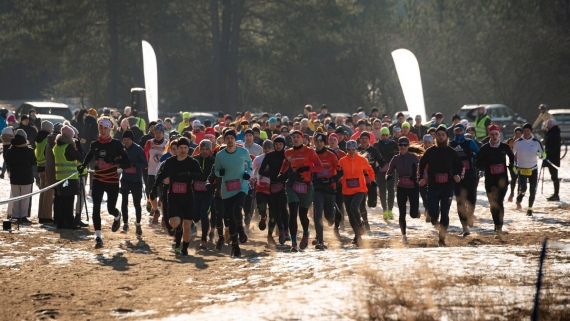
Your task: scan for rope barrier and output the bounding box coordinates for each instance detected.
[0,172,79,205]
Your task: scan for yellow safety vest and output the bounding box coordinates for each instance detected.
[35,138,48,167]
[53,144,78,180]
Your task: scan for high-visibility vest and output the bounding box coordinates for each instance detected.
[474,115,491,138]
[35,138,48,167]
[53,144,78,180]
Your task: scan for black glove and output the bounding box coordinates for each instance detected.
[277,173,285,182]
[206,183,215,192]
[369,180,378,188]
[243,172,250,180]
[219,168,225,176]
[77,164,85,173]
[386,174,392,181]
[150,189,157,201]
[542,159,547,168]
[178,172,191,180]
[297,166,310,173]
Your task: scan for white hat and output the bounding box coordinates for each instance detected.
[193,120,201,126]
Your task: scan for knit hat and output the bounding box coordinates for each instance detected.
[269,117,277,124]
[262,140,274,149]
[290,130,303,137]
[61,125,74,138]
[193,120,201,127]
[178,137,191,147]
[204,127,216,137]
[281,127,289,133]
[436,124,448,134]
[335,127,346,135]
[523,123,532,131]
[393,126,402,133]
[401,122,410,128]
[122,130,134,140]
[223,129,237,139]
[514,127,523,133]
[423,134,433,143]
[359,131,371,139]
[183,112,191,119]
[53,123,63,134]
[20,115,28,122]
[314,132,327,142]
[380,127,390,135]
[154,123,165,132]
[260,131,268,139]
[453,124,465,132]
[1,126,14,137]
[87,108,98,116]
[357,119,367,126]
[199,139,212,149]
[273,136,286,144]
[488,124,500,134]
[244,128,254,136]
[328,133,339,142]
[346,140,357,149]
[16,128,27,139]
[41,121,54,132]
[6,114,15,123]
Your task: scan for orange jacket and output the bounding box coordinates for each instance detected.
[338,153,374,195]
[280,145,323,183]
[402,131,419,143]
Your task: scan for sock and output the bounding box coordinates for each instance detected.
[95,230,102,238]
[175,230,183,248]
[182,241,190,252]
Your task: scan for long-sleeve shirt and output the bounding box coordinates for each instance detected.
[512,135,544,170]
[373,139,398,173]
[259,149,286,183]
[357,145,385,174]
[154,155,203,202]
[214,146,252,199]
[387,152,420,188]
[121,143,147,184]
[449,134,480,179]
[83,137,130,184]
[280,145,323,184]
[419,145,463,188]
[476,142,514,184]
[313,148,342,193]
[338,154,375,195]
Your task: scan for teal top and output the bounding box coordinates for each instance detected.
[214,146,252,199]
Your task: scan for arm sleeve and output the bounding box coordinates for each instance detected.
[469,139,480,154]
[279,159,290,175]
[386,155,397,175]
[309,151,324,173]
[135,148,148,168]
[153,160,168,190]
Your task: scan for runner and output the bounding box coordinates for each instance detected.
[214,129,253,257]
[512,123,545,216]
[356,132,384,231]
[419,134,434,222]
[78,117,131,249]
[373,127,398,221]
[144,123,167,227]
[119,130,147,236]
[507,127,522,202]
[475,125,514,240]
[449,123,480,235]
[327,133,347,234]
[259,136,290,245]
[312,132,342,250]
[338,140,375,247]
[192,140,216,249]
[278,130,323,252]
[418,125,463,246]
[386,137,420,244]
[151,137,203,256]
[251,140,274,244]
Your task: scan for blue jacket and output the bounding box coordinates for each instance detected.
[121,142,148,184]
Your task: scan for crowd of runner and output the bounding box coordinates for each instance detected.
[0,104,562,256]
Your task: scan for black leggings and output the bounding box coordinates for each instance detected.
[56,195,75,229]
[120,182,143,224]
[516,169,538,207]
[343,193,365,237]
[92,180,120,231]
[485,178,508,230]
[213,195,225,237]
[453,177,478,225]
[335,184,345,224]
[223,192,246,245]
[396,186,420,235]
[269,190,288,234]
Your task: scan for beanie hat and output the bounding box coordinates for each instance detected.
[204,127,216,137]
[262,140,274,149]
[346,140,357,149]
[269,117,277,124]
[20,115,29,122]
[87,108,98,116]
[328,133,339,142]
[16,128,27,139]
[178,137,191,147]
[124,106,131,114]
[393,126,402,133]
[41,121,54,132]
[53,123,63,134]
[488,124,500,134]
[398,137,410,145]
[193,120,201,127]
[357,119,367,126]
[335,127,346,135]
[423,134,433,143]
[6,114,15,123]
[154,123,165,132]
[183,112,191,119]
[260,131,268,139]
[401,122,410,128]
[244,128,254,136]
[273,136,286,144]
[70,125,79,137]
[1,126,14,137]
[290,130,303,137]
[523,123,532,131]
[380,127,390,135]
[314,132,327,143]
[453,124,465,132]
[359,131,371,139]
[223,129,237,139]
[61,125,74,138]
[514,127,523,133]
[122,130,134,140]
[199,139,212,149]
[436,124,448,134]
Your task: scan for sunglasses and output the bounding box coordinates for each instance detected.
[398,144,409,147]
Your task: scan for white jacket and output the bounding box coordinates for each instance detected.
[512,135,544,170]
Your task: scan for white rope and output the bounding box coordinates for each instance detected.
[0,172,79,205]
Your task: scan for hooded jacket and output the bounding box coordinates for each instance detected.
[4,135,36,185]
[338,153,375,195]
[544,125,561,166]
[81,114,99,151]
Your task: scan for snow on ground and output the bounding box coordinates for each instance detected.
[1,155,570,320]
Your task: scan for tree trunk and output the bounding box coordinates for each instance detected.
[227,0,244,115]
[220,0,232,111]
[210,0,222,111]
[107,0,118,108]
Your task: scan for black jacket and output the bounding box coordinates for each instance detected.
[357,145,386,174]
[192,155,216,195]
[545,125,561,166]
[373,139,398,172]
[419,145,463,188]
[81,114,98,151]
[18,123,38,149]
[259,149,286,182]
[4,135,36,185]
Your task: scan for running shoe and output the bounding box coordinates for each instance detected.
[382,211,389,221]
[290,243,299,253]
[267,235,276,245]
[231,244,242,258]
[95,237,104,249]
[191,223,197,236]
[494,230,503,241]
[135,223,142,237]
[438,239,447,247]
[315,241,327,250]
[121,224,129,234]
[215,237,224,252]
[312,238,318,246]
[238,227,248,244]
[284,231,291,242]
[459,227,470,237]
[258,218,267,231]
[151,210,160,227]
[174,247,181,255]
[181,248,188,256]
[401,235,408,244]
[300,231,309,249]
[387,210,394,220]
[199,240,207,250]
[527,209,533,216]
[278,231,285,245]
[547,194,560,201]
[111,217,121,232]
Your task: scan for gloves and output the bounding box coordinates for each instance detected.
[219,168,225,176]
[513,166,519,175]
[243,172,250,180]
[537,151,546,159]
[386,174,392,181]
[369,180,378,188]
[297,166,310,174]
[178,172,191,180]
[77,164,85,173]
[205,183,215,192]
[150,189,157,201]
[542,159,547,168]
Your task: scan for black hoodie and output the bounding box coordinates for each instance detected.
[259,149,286,182]
[545,125,561,166]
[4,135,36,185]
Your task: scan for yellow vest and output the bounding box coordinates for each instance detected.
[53,144,78,180]
[35,139,48,167]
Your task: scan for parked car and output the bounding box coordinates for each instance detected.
[458,104,526,136]
[548,109,570,140]
[15,102,74,121]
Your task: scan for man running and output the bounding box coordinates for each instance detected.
[214,129,253,257]
[476,125,514,240]
[507,127,523,202]
[78,117,131,249]
[151,137,203,256]
[192,140,216,249]
[512,123,545,216]
[338,140,375,247]
[449,123,480,235]
[144,123,167,227]
[419,125,463,246]
[356,132,384,230]
[373,127,398,220]
[252,140,274,243]
[278,130,323,252]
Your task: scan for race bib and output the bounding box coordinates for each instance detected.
[256,181,270,194]
[435,173,448,183]
[490,164,505,175]
[225,179,241,192]
[519,168,533,176]
[270,183,284,193]
[123,167,136,174]
[97,160,111,170]
[379,164,389,173]
[346,178,360,188]
[317,168,330,178]
[462,160,470,170]
[292,182,308,194]
[399,176,415,187]
[193,181,207,192]
[172,183,187,194]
